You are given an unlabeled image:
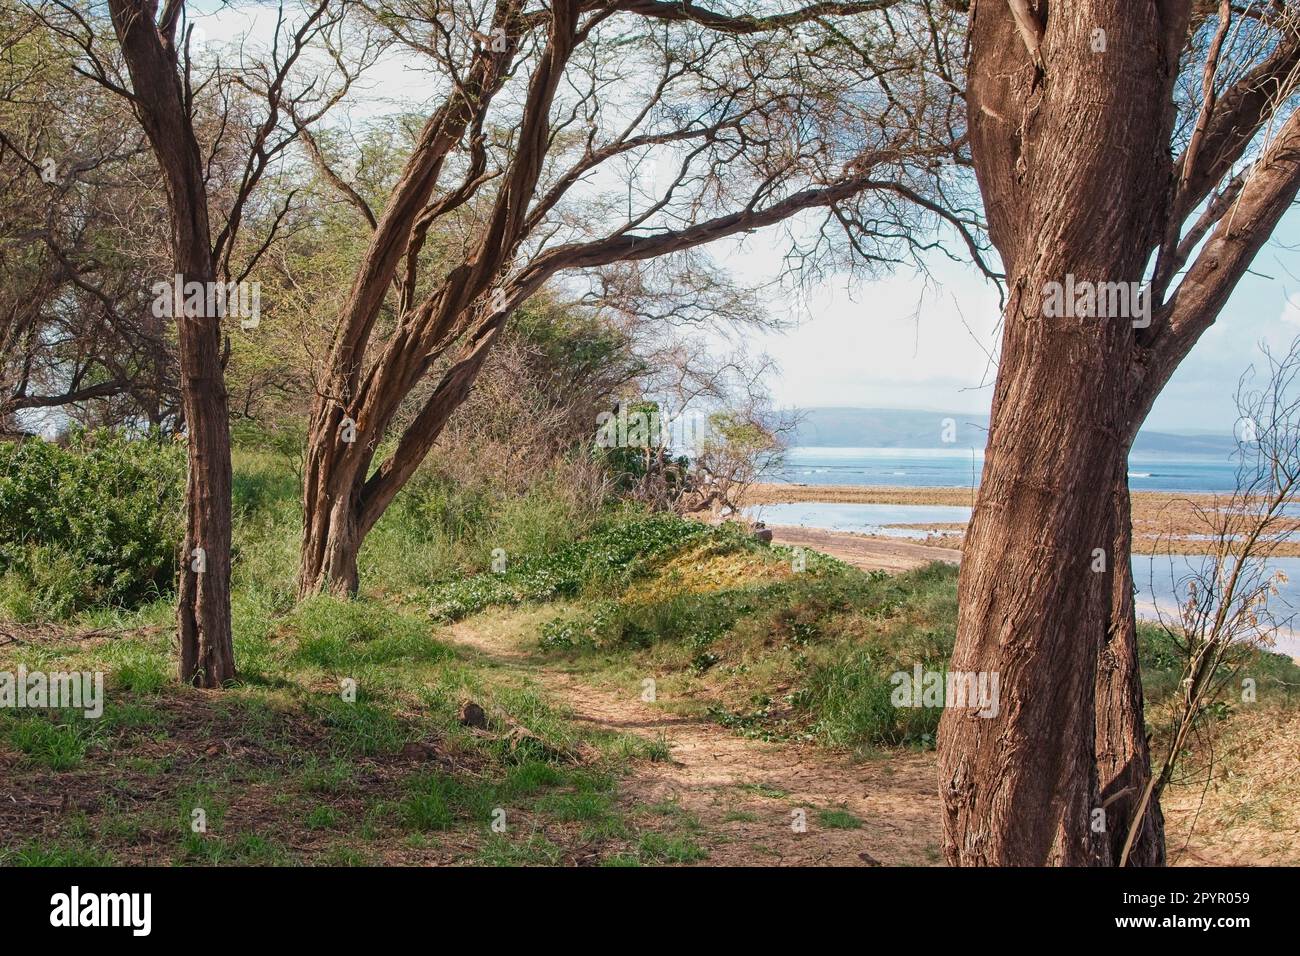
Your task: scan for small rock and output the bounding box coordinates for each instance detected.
[400,741,439,762]
[458,700,489,729]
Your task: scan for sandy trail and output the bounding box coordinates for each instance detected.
[444,608,1258,867]
[769,525,960,574]
[445,620,943,866]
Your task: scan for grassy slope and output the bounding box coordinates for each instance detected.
[0,448,696,866]
[2,446,1297,864]
[502,534,1299,739]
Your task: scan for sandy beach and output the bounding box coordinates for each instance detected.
[745,482,1300,558]
[747,483,1300,662]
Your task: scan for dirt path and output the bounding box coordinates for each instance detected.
[446,620,944,866]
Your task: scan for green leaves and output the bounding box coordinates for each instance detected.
[427,510,709,623]
[0,432,184,617]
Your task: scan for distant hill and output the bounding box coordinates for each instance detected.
[788,407,1237,458]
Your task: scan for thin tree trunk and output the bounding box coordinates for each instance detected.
[175,336,234,685]
[109,0,234,686]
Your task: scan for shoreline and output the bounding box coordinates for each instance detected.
[764,524,1300,664]
[745,483,979,507]
[745,482,1300,558]
[749,484,1300,662]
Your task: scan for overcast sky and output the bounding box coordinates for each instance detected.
[719,220,1300,435]
[196,0,1300,437]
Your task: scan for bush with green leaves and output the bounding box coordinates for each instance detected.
[0,431,184,617]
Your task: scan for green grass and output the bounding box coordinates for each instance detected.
[397,772,497,832]
[310,697,411,757]
[5,714,94,770]
[288,596,454,671]
[427,509,713,622]
[529,538,962,753]
[1138,622,1300,710]
[536,790,616,823]
[512,521,1300,757]
[0,434,726,868]
[305,805,341,830]
[734,782,788,800]
[105,642,171,694]
[635,831,708,864]
[722,810,758,823]
[475,833,566,866]
[0,841,116,866]
[8,435,1298,868]
[299,756,356,795]
[502,759,567,793]
[818,807,863,830]
[179,832,291,865]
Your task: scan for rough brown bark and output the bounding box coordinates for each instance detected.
[108,0,233,686]
[938,0,1189,865]
[942,0,1300,867]
[1096,471,1166,866]
[295,0,551,598]
[297,316,505,597]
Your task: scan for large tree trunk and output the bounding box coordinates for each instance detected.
[938,1,1188,865]
[940,290,1130,865]
[298,402,367,599]
[1096,473,1166,865]
[109,0,234,687]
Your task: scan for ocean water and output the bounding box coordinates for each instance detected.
[777,447,1242,494]
[1134,554,1300,659]
[744,496,1300,658]
[746,502,969,540]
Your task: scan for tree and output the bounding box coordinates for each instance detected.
[1127,338,1300,864]
[295,0,981,596]
[939,0,1300,865]
[41,0,354,684]
[0,6,177,433]
[683,407,785,516]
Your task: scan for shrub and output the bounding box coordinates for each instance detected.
[0,432,184,617]
[799,649,947,750]
[427,509,710,622]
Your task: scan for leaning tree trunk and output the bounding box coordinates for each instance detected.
[938,1,1187,865]
[298,399,368,599]
[297,318,505,598]
[109,0,234,686]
